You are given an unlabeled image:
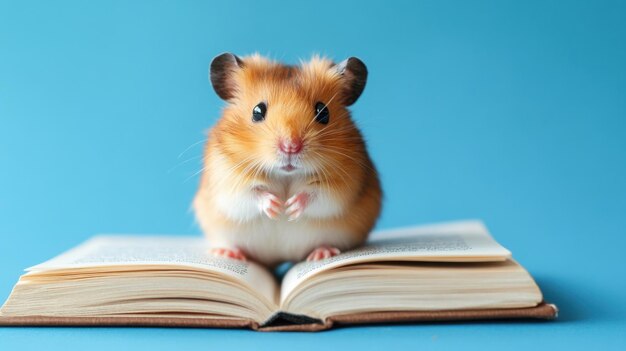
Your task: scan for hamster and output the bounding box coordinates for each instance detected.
[193,53,382,267]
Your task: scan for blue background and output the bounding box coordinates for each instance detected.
[1,0,625,349]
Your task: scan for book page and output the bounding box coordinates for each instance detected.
[27,236,277,305]
[280,220,511,303]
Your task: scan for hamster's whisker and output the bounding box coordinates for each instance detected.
[217,154,260,192]
[184,165,208,183]
[311,161,331,193]
[229,159,261,192]
[321,145,371,163]
[200,155,253,190]
[313,135,365,143]
[311,151,352,185]
[177,138,207,159]
[309,151,349,190]
[310,116,354,136]
[305,116,354,139]
[261,158,275,175]
[250,162,264,182]
[167,155,203,174]
[218,156,255,184]
[236,158,269,192]
[314,124,356,136]
[320,147,376,173]
[224,155,257,175]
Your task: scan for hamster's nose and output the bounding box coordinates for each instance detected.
[279,138,303,155]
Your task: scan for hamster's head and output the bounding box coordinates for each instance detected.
[209,53,368,178]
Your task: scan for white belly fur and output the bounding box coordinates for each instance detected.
[208,172,356,265]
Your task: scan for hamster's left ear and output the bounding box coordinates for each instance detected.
[210,52,244,100]
[334,57,368,106]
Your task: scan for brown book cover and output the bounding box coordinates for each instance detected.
[0,302,557,331]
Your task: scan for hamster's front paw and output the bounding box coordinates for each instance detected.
[306,245,341,261]
[258,191,283,219]
[285,192,310,221]
[210,247,247,262]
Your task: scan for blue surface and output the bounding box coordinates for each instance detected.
[1,0,625,349]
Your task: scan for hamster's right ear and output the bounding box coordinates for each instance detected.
[334,57,368,106]
[210,53,244,100]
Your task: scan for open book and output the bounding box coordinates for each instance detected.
[0,220,557,331]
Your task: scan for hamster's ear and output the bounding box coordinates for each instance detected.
[334,57,368,106]
[210,53,244,100]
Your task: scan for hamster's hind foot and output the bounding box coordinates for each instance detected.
[306,246,341,261]
[210,247,248,262]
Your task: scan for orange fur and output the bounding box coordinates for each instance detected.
[193,54,382,267]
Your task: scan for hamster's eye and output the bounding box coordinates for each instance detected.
[314,102,329,125]
[252,102,267,122]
